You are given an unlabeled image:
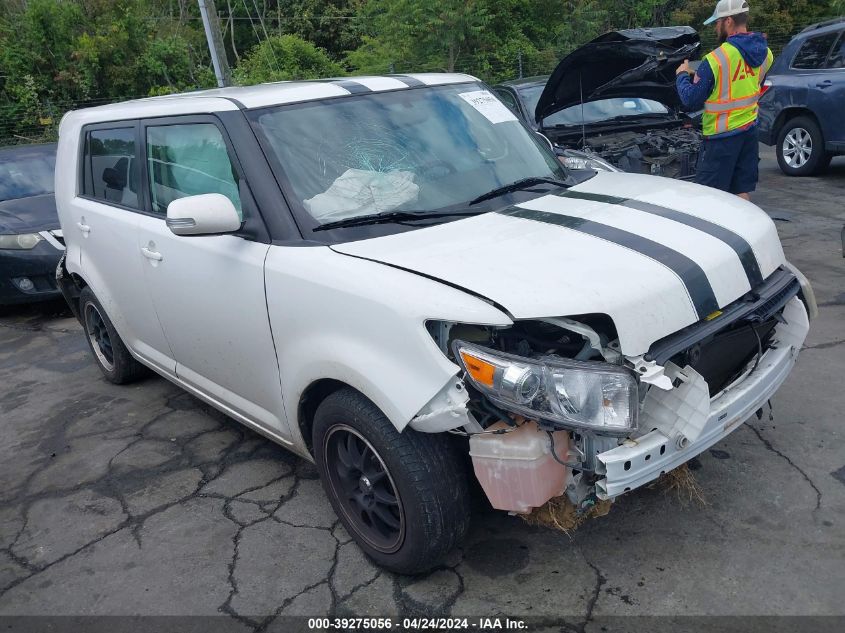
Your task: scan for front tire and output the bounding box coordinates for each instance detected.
[313,388,470,574]
[79,287,148,384]
[776,116,828,176]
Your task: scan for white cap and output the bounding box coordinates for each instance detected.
[703,0,750,25]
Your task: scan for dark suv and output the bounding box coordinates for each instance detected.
[758,18,845,176]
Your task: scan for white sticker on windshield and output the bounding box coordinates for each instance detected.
[458,90,518,124]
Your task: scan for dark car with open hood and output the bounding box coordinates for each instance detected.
[0,143,64,305]
[494,26,704,179]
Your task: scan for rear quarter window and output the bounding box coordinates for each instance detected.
[791,32,839,69]
[81,127,140,209]
[825,32,845,69]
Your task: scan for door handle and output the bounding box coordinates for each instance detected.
[816,80,832,88]
[76,220,91,235]
[141,247,163,261]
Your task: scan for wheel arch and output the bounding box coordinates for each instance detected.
[773,107,822,141]
[297,378,351,457]
[56,254,89,323]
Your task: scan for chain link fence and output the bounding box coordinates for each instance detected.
[0,94,153,148]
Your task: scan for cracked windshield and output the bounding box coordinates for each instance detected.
[254,83,565,224]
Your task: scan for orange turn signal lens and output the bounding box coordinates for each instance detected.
[459,350,496,387]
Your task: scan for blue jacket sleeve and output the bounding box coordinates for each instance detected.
[675,62,714,111]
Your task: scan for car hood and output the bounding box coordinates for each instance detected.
[535,26,701,123]
[331,172,785,356]
[0,194,59,233]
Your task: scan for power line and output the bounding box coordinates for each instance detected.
[240,0,281,78]
[251,0,283,73]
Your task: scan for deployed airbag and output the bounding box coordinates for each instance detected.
[304,169,419,221]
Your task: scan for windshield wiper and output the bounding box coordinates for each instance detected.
[313,209,483,231]
[468,177,568,206]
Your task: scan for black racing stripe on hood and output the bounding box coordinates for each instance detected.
[622,199,764,288]
[497,207,719,320]
[559,190,764,289]
[559,191,627,204]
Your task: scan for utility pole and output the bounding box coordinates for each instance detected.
[198,0,232,87]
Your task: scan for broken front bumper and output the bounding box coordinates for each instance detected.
[595,296,809,499]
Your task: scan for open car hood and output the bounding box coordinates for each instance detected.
[535,26,700,123]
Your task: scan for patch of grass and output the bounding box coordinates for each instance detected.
[522,461,707,533]
[522,495,613,534]
[651,463,708,506]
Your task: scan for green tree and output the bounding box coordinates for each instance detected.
[1,0,842,145]
[672,0,837,53]
[0,0,85,101]
[275,0,365,58]
[347,0,492,72]
[0,0,215,143]
[233,34,344,83]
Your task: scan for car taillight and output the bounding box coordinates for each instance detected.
[760,79,773,95]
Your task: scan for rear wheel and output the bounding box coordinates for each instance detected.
[313,388,470,574]
[79,287,148,384]
[776,116,828,176]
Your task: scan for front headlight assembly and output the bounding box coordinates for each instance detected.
[453,341,638,434]
[0,233,43,250]
[558,149,621,172]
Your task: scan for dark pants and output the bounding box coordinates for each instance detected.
[696,127,759,194]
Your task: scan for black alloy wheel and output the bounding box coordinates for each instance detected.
[312,388,471,574]
[85,302,115,372]
[78,286,148,384]
[323,425,404,553]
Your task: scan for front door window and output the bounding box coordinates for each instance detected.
[145,123,242,218]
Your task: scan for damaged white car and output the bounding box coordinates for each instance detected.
[55,74,814,574]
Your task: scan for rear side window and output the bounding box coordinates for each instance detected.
[145,123,242,218]
[825,32,845,69]
[82,128,140,209]
[792,32,839,69]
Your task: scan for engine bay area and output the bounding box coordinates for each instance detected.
[580,127,702,179]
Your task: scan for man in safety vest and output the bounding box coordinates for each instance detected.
[676,0,773,200]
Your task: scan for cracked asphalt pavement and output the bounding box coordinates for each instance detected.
[1,147,843,627]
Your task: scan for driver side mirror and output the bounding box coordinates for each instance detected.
[165,193,242,236]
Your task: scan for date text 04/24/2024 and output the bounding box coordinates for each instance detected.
[306,617,528,630]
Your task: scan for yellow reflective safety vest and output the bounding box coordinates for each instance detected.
[702,42,774,137]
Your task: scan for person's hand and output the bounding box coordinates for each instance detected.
[676,59,691,76]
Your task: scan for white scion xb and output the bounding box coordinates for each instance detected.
[55,74,814,574]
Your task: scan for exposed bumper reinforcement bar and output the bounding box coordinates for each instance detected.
[596,296,809,499]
